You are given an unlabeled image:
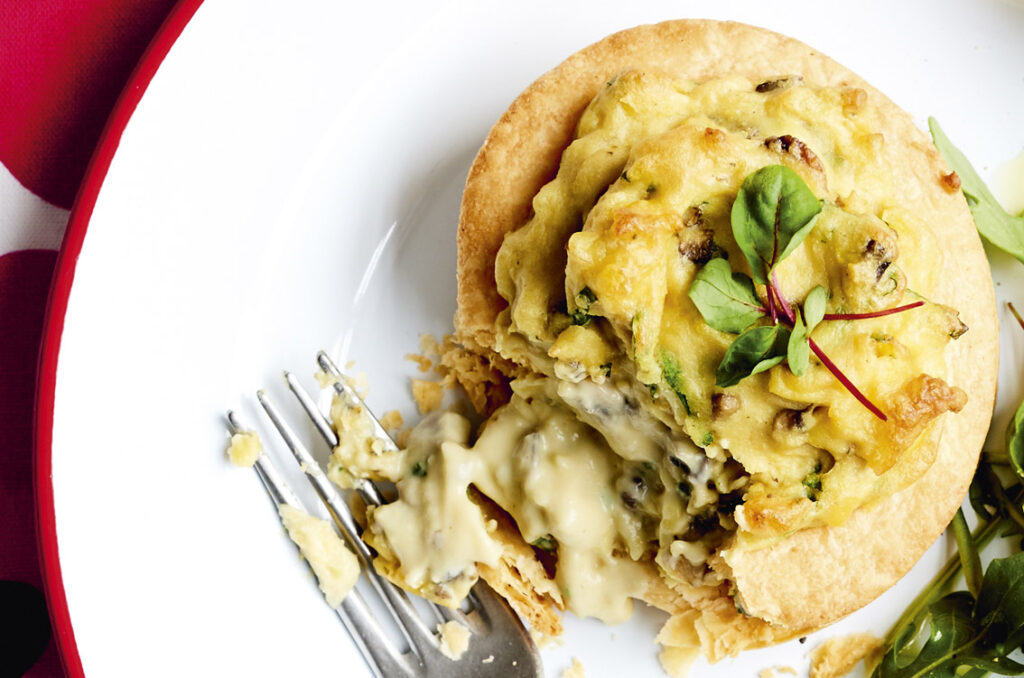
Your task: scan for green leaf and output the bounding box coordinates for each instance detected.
[716,324,790,387]
[803,285,827,332]
[873,553,1024,678]
[787,309,810,376]
[929,117,1024,264]
[688,258,765,333]
[785,287,825,377]
[1006,398,1024,484]
[731,165,823,283]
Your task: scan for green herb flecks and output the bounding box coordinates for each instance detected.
[570,287,598,326]
[930,117,1024,265]
[530,535,557,551]
[802,463,823,501]
[411,460,427,478]
[660,351,692,414]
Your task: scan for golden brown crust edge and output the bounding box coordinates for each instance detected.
[455,19,998,631]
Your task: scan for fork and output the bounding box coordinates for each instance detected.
[226,351,543,678]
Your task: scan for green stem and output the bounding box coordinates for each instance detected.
[951,508,983,598]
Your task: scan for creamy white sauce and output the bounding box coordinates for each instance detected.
[363,376,734,623]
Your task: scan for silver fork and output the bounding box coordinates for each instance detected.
[226,351,543,678]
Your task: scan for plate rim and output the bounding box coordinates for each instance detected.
[32,1,205,674]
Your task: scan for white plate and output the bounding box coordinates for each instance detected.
[38,1,1024,676]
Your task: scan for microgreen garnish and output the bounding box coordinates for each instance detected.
[787,285,826,376]
[687,165,926,420]
[930,118,1024,265]
[731,165,823,284]
[716,324,790,387]
[689,257,766,333]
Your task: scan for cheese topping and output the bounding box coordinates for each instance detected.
[334,69,967,627]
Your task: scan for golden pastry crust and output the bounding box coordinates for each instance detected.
[456,19,997,635]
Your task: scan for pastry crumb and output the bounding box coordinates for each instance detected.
[437,620,471,660]
[379,409,404,432]
[562,657,586,678]
[810,633,882,678]
[405,353,434,373]
[411,378,445,414]
[226,431,261,467]
[482,655,494,664]
[759,666,797,678]
[278,504,359,608]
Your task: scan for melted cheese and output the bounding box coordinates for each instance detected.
[491,69,966,540]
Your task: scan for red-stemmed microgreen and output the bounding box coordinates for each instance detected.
[687,165,931,421]
[822,300,924,321]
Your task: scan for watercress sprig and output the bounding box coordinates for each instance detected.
[930,118,1024,265]
[867,180,1024,678]
[688,165,923,420]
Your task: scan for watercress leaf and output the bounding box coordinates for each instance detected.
[731,165,823,283]
[974,552,1024,650]
[803,285,827,332]
[688,258,765,333]
[969,465,1001,522]
[874,553,1024,678]
[929,117,1024,265]
[716,324,790,387]
[787,309,810,376]
[1006,397,1024,484]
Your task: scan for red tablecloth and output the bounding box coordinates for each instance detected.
[1,2,180,674]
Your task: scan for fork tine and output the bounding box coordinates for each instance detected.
[281,372,385,508]
[227,411,413,678]
[338,590,417,678]
[284,370,338,447]
[227,410,295,507]
[294,357,476,626]
[255,388,372,558]
[256,388,442,658]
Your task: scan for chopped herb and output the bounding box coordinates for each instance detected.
[701,431,714,447]
[802,463,823,501]
[600,362,612,377]
[411,460,427,478]
[571,287,598,325]
[530,535,557,551]
[660,350,692,414]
